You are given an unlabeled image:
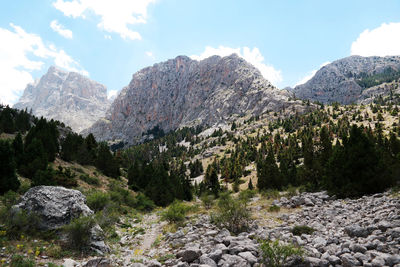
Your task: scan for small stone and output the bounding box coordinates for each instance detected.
[350,243,367,253]
[63,259,78,267]
[371,257,385,267]
[238,251,257,265]
[386,255,400,266]
[341,253,361,267]
[345,225,370,238]
[177,248,201,263]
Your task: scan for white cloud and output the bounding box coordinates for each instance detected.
[53,0,156,40]
[190,46,283,85]
[145,51,154,59]
[0,23,87,105]
[107,89,118,100]
[104,35,112,40]
[351,22,400,57]
[294,61,330,87]
[50,20,73,39]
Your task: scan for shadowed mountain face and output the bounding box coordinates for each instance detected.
[293,55,400,104]
[14,66,110,133]
[86,54,308,145]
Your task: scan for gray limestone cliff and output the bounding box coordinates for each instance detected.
[14,66,110,133]
[293,55,400,104]
[86,54,308,145]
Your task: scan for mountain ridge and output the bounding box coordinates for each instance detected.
[293,55,400,104]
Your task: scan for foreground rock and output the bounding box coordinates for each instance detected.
[12,186,109,254]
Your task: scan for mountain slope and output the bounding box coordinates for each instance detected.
[293,55,400,104]
[14,66,110,133]
[86,54,308,145]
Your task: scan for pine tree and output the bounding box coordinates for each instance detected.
[257,144,282,190]
[205,163,220,197]
[248,179,254,190]
[19,138,48,179]
[0,140,20,194]
[12,132,24,167]
[96,142,120,178]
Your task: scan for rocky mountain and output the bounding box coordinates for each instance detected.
[14,66,110,133]
[87,54,308,145]
[293,55,400,104]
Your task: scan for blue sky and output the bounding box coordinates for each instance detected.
[1,0,400,104]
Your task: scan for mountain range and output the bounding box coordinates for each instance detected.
[13,54,400,143]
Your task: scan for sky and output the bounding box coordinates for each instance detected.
[1,0,400,105]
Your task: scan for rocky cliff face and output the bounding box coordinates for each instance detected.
[87,54,308,144]
[14,66,110,133]
[293,55,400,104]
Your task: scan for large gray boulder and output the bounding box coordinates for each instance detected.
[13,186,93,230]
[12,186,109,254]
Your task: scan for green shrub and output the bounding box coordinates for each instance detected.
[262,189,280,199]
[200,193,215,209]
[80,174,100,186]
[108,182,136,208]
[259,239,303,267]
[46,244,64,259]
[211,192,251,234]
[95,203,120,230]
[291,225,315,236]
[135,193,155,212]
[239,189,256,202]
[268,205,281,212]
[86,191,110,212]
[161,200,189,223]
[5,209,40,239]
[63,216,95,251]
[10,254,35,267]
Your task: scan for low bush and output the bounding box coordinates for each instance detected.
[200,193,214,209]
[211,192,251,234]
[291,225,315,236]
[63,215,95,251]
[10,254,35,267]
[86,191,110,212]
[46,244,64,259]
[161,200,189,223]
[134,193,155,212]
[5,209,40,239]
[259,239,303,267]
[80,174,100,186]
[239,189,256,202]
[262,189,280,199]
[268,205,281,212]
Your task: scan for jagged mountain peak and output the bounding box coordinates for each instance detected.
[14,66,110,133]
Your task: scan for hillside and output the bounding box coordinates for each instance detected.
[86,54,310,146]
[14,66,110,133]
[293,55,400,104]
[1,102,400,266]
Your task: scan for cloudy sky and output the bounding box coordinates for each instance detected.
[1,0,400,105]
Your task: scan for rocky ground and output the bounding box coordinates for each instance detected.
[8,187,400,267]
[86,191,400,267]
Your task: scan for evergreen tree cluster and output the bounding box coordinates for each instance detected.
[0,105,31,134]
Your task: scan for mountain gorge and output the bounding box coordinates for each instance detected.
[86,54,308,145]
[13,66,110,133]
[293,55,400,104]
